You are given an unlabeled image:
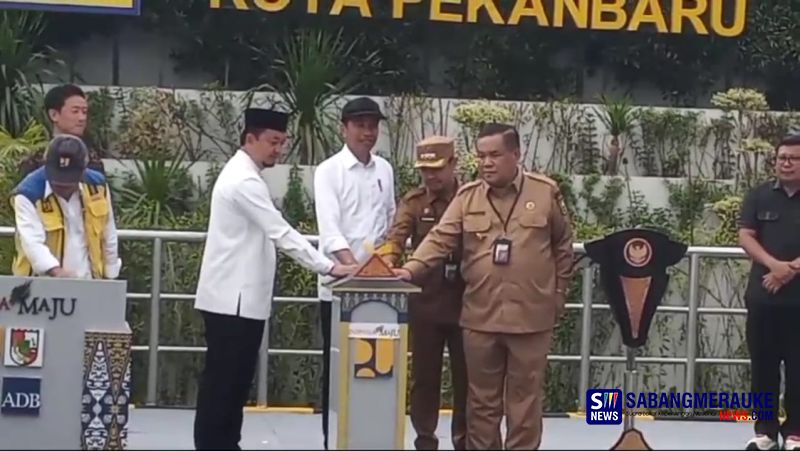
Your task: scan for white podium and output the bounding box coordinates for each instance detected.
[0,276,132,450]
[326,254,421,449]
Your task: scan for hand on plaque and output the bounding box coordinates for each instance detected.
[329,263,358,278]
[392,268,412,281]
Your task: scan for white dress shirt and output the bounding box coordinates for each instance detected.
[314,145,396,301]
[194,149,335,320]
[13,182,122,279]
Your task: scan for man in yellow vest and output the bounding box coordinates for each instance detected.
[11,134,121,279]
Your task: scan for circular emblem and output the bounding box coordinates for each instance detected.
[623,238,652,267]
[525,201,535,210]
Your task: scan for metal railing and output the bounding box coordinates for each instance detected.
[0,226,751,411]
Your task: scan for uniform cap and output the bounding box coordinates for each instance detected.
[45,134,88,184]
[414,135,455,169]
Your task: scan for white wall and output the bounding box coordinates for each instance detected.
[72,84,793,183]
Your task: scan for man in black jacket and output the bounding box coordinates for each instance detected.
[738,134,800,451]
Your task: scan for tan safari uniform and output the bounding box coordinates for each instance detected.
[401,167,574,450]
[377,136,467,450]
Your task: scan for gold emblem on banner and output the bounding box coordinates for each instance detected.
[353,338,395,378]
[623,238,652,268]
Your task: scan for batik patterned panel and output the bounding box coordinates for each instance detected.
[80,331,132,450]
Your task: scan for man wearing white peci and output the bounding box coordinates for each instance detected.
[193,108,356,451]
[313,97,396,450]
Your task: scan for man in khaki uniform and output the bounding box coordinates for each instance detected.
[394,123,575,449]
[376,136,468,450]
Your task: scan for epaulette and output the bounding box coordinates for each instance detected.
[402,187,427,201]
[456,179,482,196]
[524,171,558,188]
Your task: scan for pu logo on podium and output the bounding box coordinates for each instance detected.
[349,323,399,379]
[3,327,45,368]
[1,377,41,416]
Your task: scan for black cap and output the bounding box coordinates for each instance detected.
[341,97,386,122]
[45,135,88,184]
[245,108,289,132]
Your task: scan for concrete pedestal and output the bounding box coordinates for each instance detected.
[0,276,131,450]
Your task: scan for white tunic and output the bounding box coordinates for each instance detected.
[313,145,396,301]
[194,150,335,320]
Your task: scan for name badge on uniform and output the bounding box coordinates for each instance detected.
[493,238,512,265]
[444,263,458,281]
[421,207,435,223]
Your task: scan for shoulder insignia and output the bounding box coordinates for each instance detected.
[556,190,569,216]
[456,180,482,196]
[402,187,427,201]
[524,171,558,187]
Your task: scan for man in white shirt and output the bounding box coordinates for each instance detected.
[313,97,396,449]
[193,108,356,450]
[11,135,121,279]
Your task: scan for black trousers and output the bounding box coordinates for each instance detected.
[194,310,265,450]
[746,301,800,440]
[320,301,332,450]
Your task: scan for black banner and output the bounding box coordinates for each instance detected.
[584,228,687,348]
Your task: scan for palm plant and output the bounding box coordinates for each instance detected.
[594,95,638,175]
[0,120,48,159]
[246,28,378,165]
[114,151,196,228]
[0,10,64,137]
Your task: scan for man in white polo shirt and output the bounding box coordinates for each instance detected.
[313,97,396,449]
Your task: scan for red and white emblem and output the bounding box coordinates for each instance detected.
[4,327,44,368]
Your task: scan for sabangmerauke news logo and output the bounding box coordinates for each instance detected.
[586,388,622,425]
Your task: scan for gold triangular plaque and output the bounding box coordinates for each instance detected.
[353,253,395,278]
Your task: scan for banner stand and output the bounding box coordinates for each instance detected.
[584,228,688,451]
[623,347,637,432]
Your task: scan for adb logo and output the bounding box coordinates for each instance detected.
[1,377,41,416]
[586,389,622,425]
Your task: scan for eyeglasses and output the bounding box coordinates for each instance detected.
[776,155,800,165]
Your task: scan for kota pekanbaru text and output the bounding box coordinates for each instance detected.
[210,0,749,38]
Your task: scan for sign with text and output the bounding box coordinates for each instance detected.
[0,0,140,15]
[1,377,42,416]
[0,280,77,321]
[210,0,749,38]
[348,322,401,339]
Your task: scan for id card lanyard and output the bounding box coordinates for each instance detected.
[487,177,525,265]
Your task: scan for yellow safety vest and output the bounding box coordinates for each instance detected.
[10,167,111,279]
